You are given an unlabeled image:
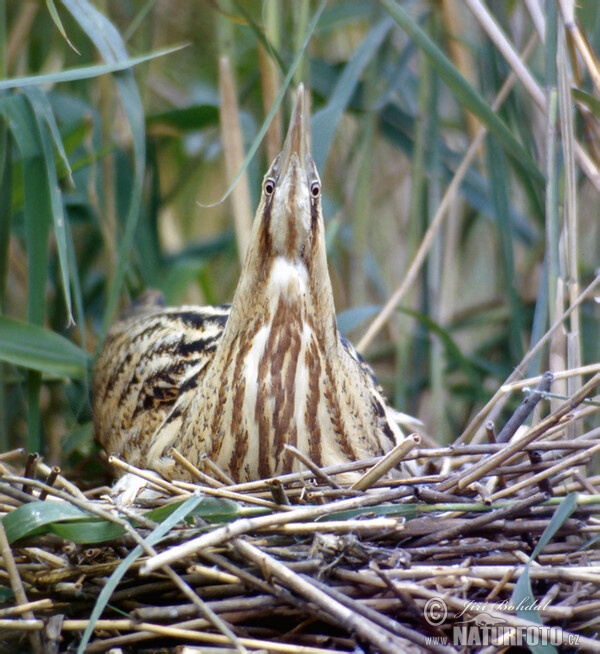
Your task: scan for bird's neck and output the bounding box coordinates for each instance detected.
[222,235,339,353]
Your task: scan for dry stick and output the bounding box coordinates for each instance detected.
[113,506,248,654]
[0,599,53,618]
[491,441,600,501]
[201,454,236,485]
[141,487,407,575]
[0,479,41,504]
[284,444,342,489]
[38,466,60,501]
[262,517,403,536]
[36,460,88,501]
[107,456,188,496]
[356,34,537,354]
[439,372,600,493]
[457,272,600,445]
[131,594,278,622]
[22,452,39,495]
[173,479,292,511]
[351,434,421,491]
[501,363,600,394]
[168,447,224,488]
[132,625,348,654]
[0,521,43,654]
[0,618,43,630]
[496,372,554,443]
[266,478,291,505]
[0,448,24,461]
[391,582,600,652]
[409,492,548,548]
[308,576,457,654]
[233,538,410,654]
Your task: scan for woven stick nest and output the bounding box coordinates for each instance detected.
[1,373,599,653]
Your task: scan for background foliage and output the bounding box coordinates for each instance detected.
[1,0,599,480]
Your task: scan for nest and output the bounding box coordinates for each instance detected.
[1,373,599,653]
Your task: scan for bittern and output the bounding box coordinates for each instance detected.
[93,85,408,483]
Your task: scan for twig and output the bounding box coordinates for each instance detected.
[456,274,600,444]
[141,487,407,574]
[491,441,600,500]
[309,576,457,653]
[284,444,342,489]
[233,538,411,654]
[441,373,600,491]
[0,521,43,654]
[496,372,554,442]
[168,447,225,488]
[351,434,420,490]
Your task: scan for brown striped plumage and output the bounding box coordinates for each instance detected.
[93,85,407,483]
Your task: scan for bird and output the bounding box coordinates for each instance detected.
[93,84,409,484]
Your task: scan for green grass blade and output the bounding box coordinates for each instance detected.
[45,0,80,53]
[232,0,285,73]
[0,44,185,91]
[2,94,51,454]
[381,0,543,185]
[312,18,393,172]
[0,316,89,379]
[510,494,577,652]
[77,491,204,654]
[0,123,11,314]
[59,0,148,334]
[23,88,74,324]
[486,135,524,362]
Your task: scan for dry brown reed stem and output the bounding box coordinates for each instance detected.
[172,479,292,511]
[0,448,24,461]
[410,492,548,547]
[0,521,43,653]
[107,455,188,495]
[352,433,421,490]
[35,460,87,501]
[141,486,407,574]
[0,599,52,618]
[201,454,236,485]
[168,447,224,488]
[501,363,600,393]
[234,538,411,654]
[458,272,600,445]
[441,372,600,491]
[219,56,253,263]
[491,441,600,500]
[310,575,457,654]
[283,444,342,489]
[356,34,537,353]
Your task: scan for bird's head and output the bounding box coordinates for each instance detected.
[254,83,322,267]
[230,84,335,334]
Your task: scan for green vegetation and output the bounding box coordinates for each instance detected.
[1,1,598,473]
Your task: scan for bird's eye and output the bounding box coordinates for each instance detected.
[264,179,275,196]
[310,181,321,198]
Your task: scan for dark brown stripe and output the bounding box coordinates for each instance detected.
[322,355,356,461]
[304,339,323,466]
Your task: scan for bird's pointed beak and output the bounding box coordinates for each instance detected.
[278,83,309,175]
[256,84,320,263]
